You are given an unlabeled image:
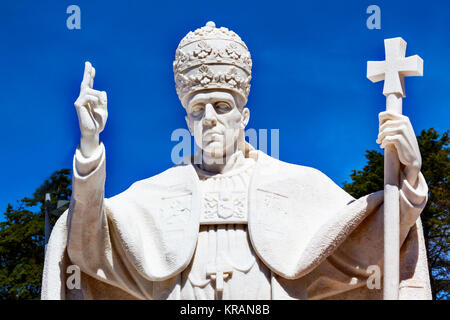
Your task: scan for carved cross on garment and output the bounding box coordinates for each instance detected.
[206,259,233,292]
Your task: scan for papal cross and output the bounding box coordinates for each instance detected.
[367,37,423,300]
[206,259,233,292]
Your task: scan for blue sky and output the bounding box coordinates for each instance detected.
[0,0,449,218]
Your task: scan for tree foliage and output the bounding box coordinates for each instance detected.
[0,169,71,299]
[343,128,449,300]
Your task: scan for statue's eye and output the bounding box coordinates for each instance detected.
[215,102,232,114]
[190,105,204,117]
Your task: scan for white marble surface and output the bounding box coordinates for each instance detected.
[42,22,431,300]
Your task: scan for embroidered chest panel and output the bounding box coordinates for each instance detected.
[200,191,248,224]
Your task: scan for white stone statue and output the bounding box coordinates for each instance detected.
[42,21,431,300]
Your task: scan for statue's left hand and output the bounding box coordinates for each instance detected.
[376,111,422,186]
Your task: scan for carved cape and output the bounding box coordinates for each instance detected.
[42,146,431,299]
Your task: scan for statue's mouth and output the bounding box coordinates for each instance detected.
[204,130,223,138]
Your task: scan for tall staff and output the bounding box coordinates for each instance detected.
[367,37,423,300]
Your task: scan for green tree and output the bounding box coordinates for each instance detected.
[0,169,71,300]
[343,128,449,300]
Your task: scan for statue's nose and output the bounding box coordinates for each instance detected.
[203,103,217,127]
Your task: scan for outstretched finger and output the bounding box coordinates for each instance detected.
[90,66,95,88]
[81,61,93,89]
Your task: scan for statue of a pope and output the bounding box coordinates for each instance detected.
[42,21,431,300]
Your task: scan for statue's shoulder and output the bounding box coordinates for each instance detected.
[253,151,353,203]
[256,151,342,187]
[108,164,197,203]
[135,163,195,186]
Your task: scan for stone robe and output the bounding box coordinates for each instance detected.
[41,143,431,299]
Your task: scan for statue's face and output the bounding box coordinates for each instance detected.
[185,90,249,157]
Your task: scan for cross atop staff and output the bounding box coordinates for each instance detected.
[367,37,423,300]
[368,37,423,99]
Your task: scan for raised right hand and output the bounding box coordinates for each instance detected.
[74,61,108,157]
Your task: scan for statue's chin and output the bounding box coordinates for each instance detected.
[201,143,225,157]
[199,138,240,160]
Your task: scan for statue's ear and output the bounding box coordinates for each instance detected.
[241,107,250,128]
[185,115,194,136]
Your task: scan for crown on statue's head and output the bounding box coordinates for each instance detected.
[173,21,252,107]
